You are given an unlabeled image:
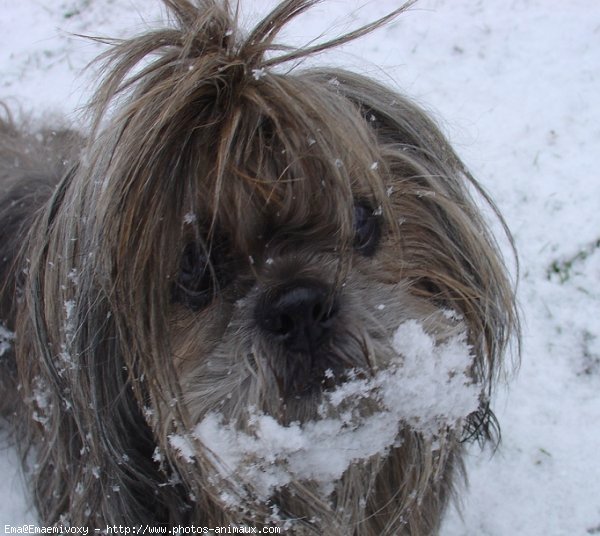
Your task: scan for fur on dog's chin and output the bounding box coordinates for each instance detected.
[168,265,478,524]
[165,315,478,536]
[0,0,520,533]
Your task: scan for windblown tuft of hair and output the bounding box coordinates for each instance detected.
[0,1,519,534]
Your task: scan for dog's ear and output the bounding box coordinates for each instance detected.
[300,68,520,438]
[0,111,81,354]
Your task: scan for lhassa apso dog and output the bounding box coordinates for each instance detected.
[0,0,519,533]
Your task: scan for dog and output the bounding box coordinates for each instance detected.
[0,0,519,533]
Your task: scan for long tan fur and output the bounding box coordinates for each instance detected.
[0,1,518,533]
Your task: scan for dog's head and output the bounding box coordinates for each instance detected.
[16,0,518,532]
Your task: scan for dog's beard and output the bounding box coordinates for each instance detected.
[160,255,480,531]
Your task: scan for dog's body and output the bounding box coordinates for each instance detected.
[0,1,518,533]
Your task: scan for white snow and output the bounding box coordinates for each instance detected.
[1,1,599,534]
[183,211,197,225]
[168,434,196,464]
[193,320,477,500]
[57,299,77,374]
[251,67,267,80]
[0,324,15,357]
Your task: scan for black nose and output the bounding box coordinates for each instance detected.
[257,280,338,353]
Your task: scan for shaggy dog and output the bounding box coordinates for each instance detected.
[0,0,518,533]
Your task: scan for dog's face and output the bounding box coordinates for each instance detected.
[171,189,420,414]
[170,197,448,420]
[10,1,518,532]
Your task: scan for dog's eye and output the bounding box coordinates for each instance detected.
[172,242,227,310]
[353,202,382,257]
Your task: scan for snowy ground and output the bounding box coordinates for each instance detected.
[1,0,599,534]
